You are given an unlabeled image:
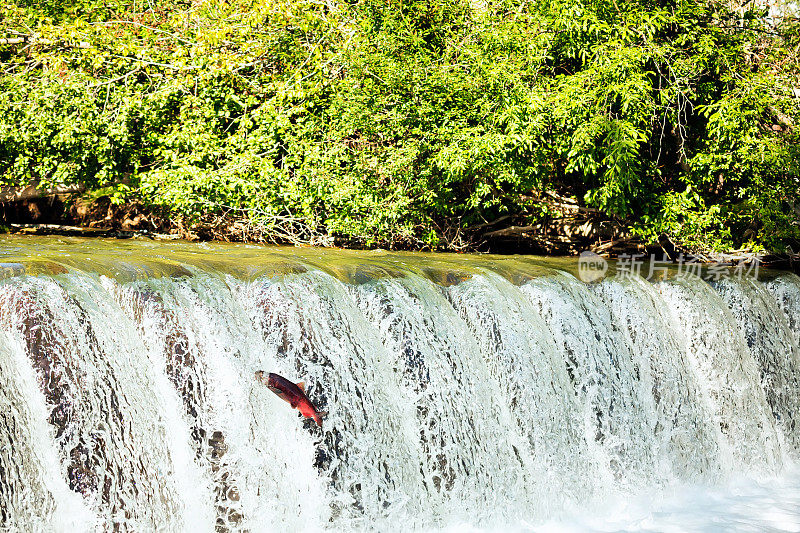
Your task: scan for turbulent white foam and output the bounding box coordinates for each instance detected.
[534,469,800,533]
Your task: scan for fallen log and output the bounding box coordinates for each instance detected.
[8,223,113,236]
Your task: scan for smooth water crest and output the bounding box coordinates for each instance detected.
[1,236,799,531]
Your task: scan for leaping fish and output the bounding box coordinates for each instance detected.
[255,371,327,427]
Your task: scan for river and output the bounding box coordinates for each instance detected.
[1,236,798,531]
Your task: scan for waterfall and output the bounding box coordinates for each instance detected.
[765,274,800,346]
[351,273,541,525]
[444,270,589,511]
[592,274,720,481]
[711,276,800,453]
[1,239,799,531]
[519,272,663,488]
[656,276,784,472]
[0,330,94,531]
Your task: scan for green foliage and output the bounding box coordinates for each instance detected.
[1,0,798,251]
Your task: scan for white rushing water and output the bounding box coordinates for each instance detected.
[1,252,799,531]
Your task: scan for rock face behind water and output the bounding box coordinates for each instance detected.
[0,239,799,531]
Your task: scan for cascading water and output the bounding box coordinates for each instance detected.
[711,276,800,453]
[0,274,212,530]
[591,274,720,482]
[656,276,784,472]
[766,273,800,346]
[351,273,541,525]
[519,272,664,488]
[1,236,799,531]
[443,270,589,511]
[0,330,94,531]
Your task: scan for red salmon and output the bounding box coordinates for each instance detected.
[255,371,327,427]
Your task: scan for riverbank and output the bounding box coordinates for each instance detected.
[1,189,632,253]
[2,192,798,275]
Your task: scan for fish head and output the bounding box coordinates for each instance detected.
[313,410,328,428]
